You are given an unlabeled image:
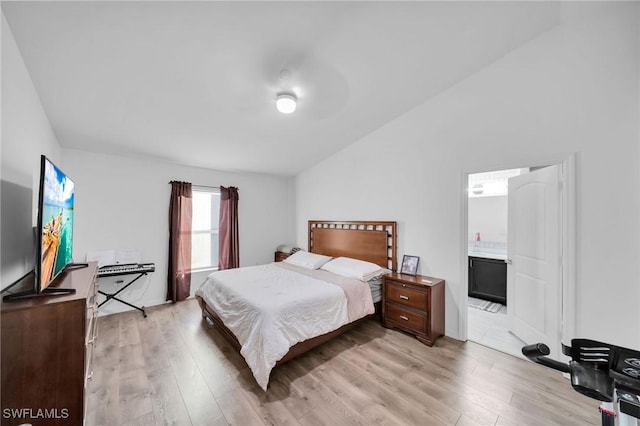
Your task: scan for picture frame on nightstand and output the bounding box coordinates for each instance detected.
[400,255,419,275]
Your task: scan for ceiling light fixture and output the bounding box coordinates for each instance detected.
[276,93,297,114]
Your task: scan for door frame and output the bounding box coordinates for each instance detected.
[459,153,576,353]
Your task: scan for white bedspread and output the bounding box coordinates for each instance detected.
[195,262,374,390]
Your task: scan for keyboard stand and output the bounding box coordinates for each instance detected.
[98,270,151,317]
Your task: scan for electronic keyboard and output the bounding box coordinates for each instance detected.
[97,263,155,277]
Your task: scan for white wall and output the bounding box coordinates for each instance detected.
[1,12,61,289]
[62,149,293,315]
[468,195,507,244]
[295,3,640,348]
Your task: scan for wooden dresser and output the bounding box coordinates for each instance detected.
[382,272,445,346]
[1,262,99,425]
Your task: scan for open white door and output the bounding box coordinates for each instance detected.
[507,165,562,359]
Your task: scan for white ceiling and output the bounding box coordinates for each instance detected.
[2,1,560,177]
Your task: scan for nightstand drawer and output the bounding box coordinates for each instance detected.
[385,283,427,310]
[274,251,290,262]
[384,303,426,333]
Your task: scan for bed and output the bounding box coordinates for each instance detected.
[195,220,397,390]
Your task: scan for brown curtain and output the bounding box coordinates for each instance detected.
[219,186,239,270]
[167,181,192,302]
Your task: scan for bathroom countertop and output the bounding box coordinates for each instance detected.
[467,250,508,261]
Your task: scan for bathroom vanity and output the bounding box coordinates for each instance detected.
[468,252,507,304]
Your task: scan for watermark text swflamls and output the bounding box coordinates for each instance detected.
[2,408,69,420]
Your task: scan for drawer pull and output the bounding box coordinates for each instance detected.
[399,295,409,300]
[400,315,409,321]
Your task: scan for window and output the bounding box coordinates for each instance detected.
[191,188,220,271]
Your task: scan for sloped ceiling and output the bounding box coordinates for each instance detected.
[2,1,560,176]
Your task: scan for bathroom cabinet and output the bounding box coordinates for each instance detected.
[468,256,506,304]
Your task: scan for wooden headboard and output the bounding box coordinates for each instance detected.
[308,220,397,271]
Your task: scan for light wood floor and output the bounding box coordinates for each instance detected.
[86,298,600,426]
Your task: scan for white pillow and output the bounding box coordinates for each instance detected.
[321,257,390,281]
[283,251,332,270]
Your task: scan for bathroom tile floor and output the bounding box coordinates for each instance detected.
[468,303,526,359]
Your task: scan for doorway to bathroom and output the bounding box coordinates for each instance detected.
[463,158,576,361]
[467,168,524,357]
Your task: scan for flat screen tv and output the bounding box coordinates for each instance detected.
[3,155,85,301]
[36,155,76,292]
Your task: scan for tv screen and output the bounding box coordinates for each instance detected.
[36,155,75,292]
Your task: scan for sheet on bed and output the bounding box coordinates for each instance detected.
[274,262,375,321]
[368,276,383,303]
[195,263,374,390]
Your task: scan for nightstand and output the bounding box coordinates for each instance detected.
[274,251,290,262]
[382,272,445,346]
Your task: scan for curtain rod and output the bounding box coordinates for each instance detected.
[193,184,220,189]
[168,181,220,189]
